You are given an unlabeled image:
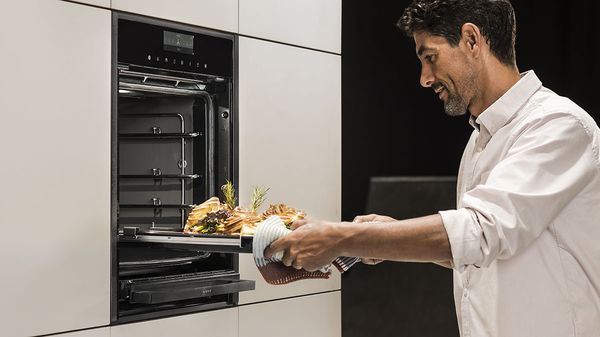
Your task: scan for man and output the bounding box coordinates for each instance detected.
[265,0,600,336]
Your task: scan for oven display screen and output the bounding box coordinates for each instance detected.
[163,31,194,55]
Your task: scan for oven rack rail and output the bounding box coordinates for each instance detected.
[119,204,195,209]
[119,173,201,180]
[119,132,201,139]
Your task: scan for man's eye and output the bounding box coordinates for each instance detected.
[425,55,435,63]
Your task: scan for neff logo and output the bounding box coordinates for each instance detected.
[202,289,212,295]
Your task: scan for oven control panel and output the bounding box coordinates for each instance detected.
[118,18,233,77]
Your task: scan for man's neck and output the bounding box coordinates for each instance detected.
[469,63,521,118]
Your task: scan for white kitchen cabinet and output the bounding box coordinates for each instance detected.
[237,37,341,304]
[239,0,341,53]
[238,253,342,304]
[53,327,110,337]
[111,308,238,337]
[67,0,110,8]
[0,1,111,336]
[112,0,238,33]
[239,291,341,337]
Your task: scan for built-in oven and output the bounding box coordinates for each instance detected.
[111,13,254,324]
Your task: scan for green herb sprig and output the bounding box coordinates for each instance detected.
[221,180,237,210]
[250,186,270,213]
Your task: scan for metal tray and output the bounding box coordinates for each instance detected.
[119,227,253,253]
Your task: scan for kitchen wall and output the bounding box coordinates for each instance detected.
[341,0,600,336]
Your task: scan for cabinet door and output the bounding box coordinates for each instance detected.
[111,308,238,337]
[239,291,341,337]
[238,37,341,304]
[66,0,110,8]
[239,0,341,53]
[112,0,238,33]
[0,2,111,336]
[53,327,110,337]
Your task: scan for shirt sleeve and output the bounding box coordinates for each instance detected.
[440,113,596,272]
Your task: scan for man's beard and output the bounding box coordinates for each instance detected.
[442,71,476,117]
[444,92,468,117]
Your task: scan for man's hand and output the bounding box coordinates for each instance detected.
[263,219,345,272]
[353,214,397,265]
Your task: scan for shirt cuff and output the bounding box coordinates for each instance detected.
[439,208,483,272]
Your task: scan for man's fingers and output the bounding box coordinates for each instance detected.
[264,237,287,259]
[263,245,275,259]
[292,260,303,270]
[282,251,294,267]
[290,219,308,230]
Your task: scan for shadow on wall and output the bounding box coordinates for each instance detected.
[342,177,459,337]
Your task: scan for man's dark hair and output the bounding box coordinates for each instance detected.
[398,0,517,66]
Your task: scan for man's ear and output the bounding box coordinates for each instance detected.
[461,23,482,55]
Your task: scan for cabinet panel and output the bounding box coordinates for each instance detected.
[112,0,238,33]
[67,0,110,8]
[0,1,111,336]
[238,37,341,304]
[53,327,110,337]
[238,254,341,304]
[239,0,341,53]
[239,292,341,337]
[111,308,238,337]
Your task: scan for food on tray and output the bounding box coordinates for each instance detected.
[184,182,304,236]
[224,207,260,235]
[184,197,222,233]
[261,204,306,228]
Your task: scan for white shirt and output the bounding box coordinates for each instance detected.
[439,71,600,337]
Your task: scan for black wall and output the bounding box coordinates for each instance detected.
[341,1,600,336]
[342,0,600,222]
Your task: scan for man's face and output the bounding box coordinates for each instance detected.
[413,31,478,116]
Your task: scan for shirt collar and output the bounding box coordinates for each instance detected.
[472,70,542,135]
[468,115,480,131]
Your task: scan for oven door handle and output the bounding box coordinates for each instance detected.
[129,278,255,305]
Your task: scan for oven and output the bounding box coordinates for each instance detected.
[111,13,254,324]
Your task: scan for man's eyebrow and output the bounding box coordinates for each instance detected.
[417,46,436,56]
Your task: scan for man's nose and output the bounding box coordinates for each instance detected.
[420,66,434,88]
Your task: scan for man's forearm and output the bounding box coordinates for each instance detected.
[338,214,452,263]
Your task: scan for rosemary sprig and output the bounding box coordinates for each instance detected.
[221,180,237,209]
[250,186,270,213]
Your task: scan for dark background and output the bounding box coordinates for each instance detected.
[341,1,599,336]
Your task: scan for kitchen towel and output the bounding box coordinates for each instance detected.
[252,216,360,284]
